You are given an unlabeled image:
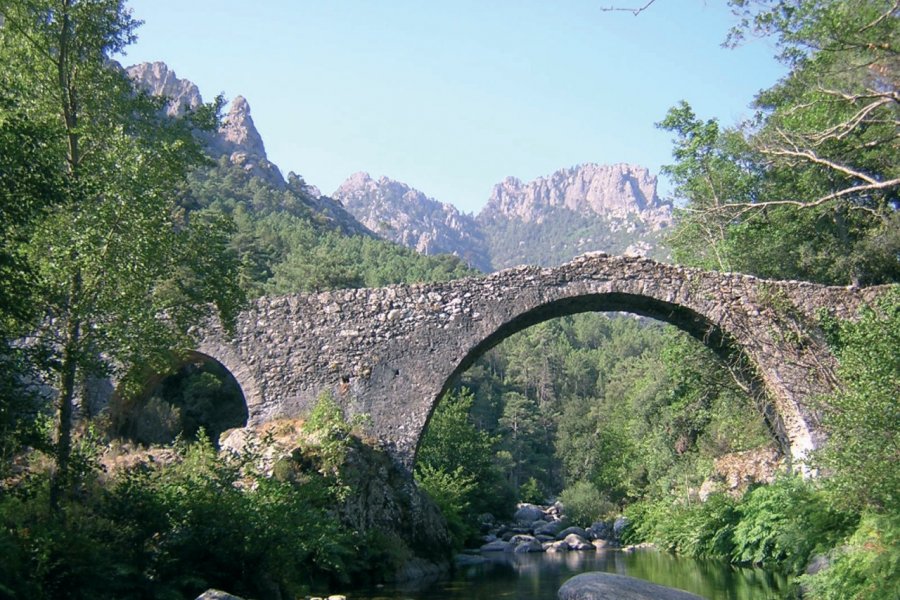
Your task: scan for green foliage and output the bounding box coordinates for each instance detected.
[116,360,248,446]
[518,477,544,504]
[661,0,900,285]
[301,392,365,479]
[624,476,857,577]
[0,434,353,599]
[481,208,668,269]
[415,388,514,547]
[185,160,475,298]
[623,493,739,558]
[799,511,900,600]
[558,480,615,528]
[415,464,478,551]
[815,289,900,511]
[731,477,856,574]
[0,0,244,505]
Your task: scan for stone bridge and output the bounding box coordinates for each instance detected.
[192,253,885,470]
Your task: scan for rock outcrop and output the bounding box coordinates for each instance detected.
[335,164,673,272]
[477,163,673,268]
[558,572,705,600]
[127,61,284,188]
[480,163,671,227]
[220,420,452,580]
[127,61,202,117]
[126,61,371,235]
[333,173,491,272]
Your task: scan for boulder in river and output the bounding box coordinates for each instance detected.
[558,572,705,600]
[557,526,590,540]
[195,591,245,600]
[514,503,545,523]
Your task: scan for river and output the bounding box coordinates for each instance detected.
[347,548,791,600]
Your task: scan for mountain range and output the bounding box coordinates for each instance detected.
[128,61,673,272]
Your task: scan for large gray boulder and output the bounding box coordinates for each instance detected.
[535,520,566,536]
[558,572,705,600]
[514,503,545,523]
[557,526,590,540]
[195,591,246,600]
[480,539,512,552]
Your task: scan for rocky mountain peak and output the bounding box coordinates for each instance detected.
[333,173,491,272]
[127,61,282,187]
[217,95,267,159]
[126,61,202,117]
[480,163,671,228]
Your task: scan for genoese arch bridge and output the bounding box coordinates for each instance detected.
[188,253,882,470]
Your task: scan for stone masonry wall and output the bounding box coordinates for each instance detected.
[195,253,889,471]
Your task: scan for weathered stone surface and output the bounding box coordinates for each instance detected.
[481,163,671,228]
[557,526,590,540]
[588,521,613,540]
[558,572,705,600]
[480,540,512,552]
[514,503,545,523]
[563,533,594,550]
[700,446,784,500]
[536,520,565,536]
[514,538,545,553]
[179,253,887,472]
[613,517,630,539]
[546,540,570,552]
[195,590,245,600]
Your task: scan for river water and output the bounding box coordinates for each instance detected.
[347,548,791,600]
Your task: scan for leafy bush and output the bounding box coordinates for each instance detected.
[816,290,900,511]
[621,494,737,557]
[415,463,477,550]
[559,480,615,527]
[415,388,515,546]
[800,511,900,600]
[0,433,354,600]
[731,476,856,574]
[519,476,544,504]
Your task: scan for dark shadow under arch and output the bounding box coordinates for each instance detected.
[416,292,789,464]
[113,351,249,446]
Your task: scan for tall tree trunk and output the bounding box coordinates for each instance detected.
[49,272,81,511]
[48,1,81,512]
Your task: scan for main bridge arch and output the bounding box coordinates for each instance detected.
[196,253,885,471]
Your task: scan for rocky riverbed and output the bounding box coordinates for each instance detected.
[473,502,640,556]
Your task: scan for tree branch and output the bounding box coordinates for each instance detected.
[711,179,900,216]
[600,1,656,16]
[764,128,883,184]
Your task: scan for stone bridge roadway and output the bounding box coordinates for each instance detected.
[192,253,885,470]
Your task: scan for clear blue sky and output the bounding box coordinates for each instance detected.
[122,1,785,214]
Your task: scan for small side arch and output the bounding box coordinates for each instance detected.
[111,350,251,446]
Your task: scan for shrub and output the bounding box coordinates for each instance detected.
[621,494,737,557]
[519,476,544,504]
[799,511,900,600]
[731,476,856,574]
[415,463,477,550]
[559,480,615,527]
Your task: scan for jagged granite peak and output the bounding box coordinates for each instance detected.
[333,173,491,272]
[127,61,283,187]
[217,95,267,159]
[479,163,672,228]
[476,163,673,269]
[125,61,202,117]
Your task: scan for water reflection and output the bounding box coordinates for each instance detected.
[347,549,791,600]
